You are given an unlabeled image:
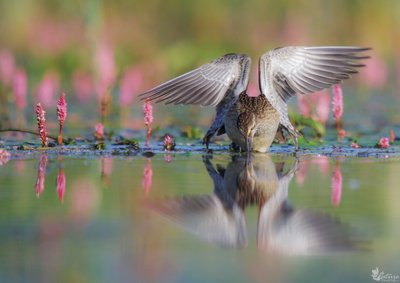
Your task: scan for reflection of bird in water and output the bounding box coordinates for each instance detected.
[147,154,359,254]
[139,47,369,151]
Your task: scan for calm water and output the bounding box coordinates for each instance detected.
[0,152,399,283]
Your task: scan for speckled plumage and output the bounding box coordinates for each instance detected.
[225,92,280,152]
[139,46,369,152]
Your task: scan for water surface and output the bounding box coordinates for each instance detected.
[0,151,399,283]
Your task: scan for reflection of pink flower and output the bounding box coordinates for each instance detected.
[331,164,342,207]
[0,50,15,86]
[94,123,104,140]
[164,154,172,163]
[332,85,343,121]
[56,168,66,203]
[312,155,329,175]
[295,161,308,186]
[142,159,152,196]
[0,149,11,166]
[36,71,60,107]
[377,137,389,149]
[72,70,94,103]
[119,67,143,106]
[35,103,48,147]
[13,69,27,110]
[35,154,48,197]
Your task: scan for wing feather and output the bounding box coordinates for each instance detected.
[259,46,370,135]
[139,54,251,107]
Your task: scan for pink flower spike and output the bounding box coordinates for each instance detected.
[143,99,153,146]
[389,130,395,143]
[57,93,67,145]
[297,95,310,118]
[142,159,153,196]
[36,71,60,107]
[351,142,360,148]
[119,67,143,107]
[332,84,343,121]
[13,69,27,110]
[56,168,66,203]
[0,50,16,86]
[94,123,104,140]
[163,133,175,151]
[377,137,389,149]
[35,103,48,147]
[331,164,342,207]
[0,149,11,166]
[315,91,330,125]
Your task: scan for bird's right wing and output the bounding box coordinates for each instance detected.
[139,54,251,107]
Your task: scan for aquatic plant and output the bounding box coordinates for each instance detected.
[0,49,15,86]
[351,142,360,148]
[0,149,10,166]
[332,85,345,141]
[163,133,175,151]
[36,71,59,107]
[389,130,395,143]
[143,99,153,146]
[57,93,67,145]
[35,103,48,147]
[377,137,389,149]
[12,68,27,110]
[94,123,104,140]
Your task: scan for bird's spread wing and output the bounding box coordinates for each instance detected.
[139,54,251,107]
[259,46,370,132]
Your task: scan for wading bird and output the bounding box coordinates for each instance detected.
[139,46,369,152]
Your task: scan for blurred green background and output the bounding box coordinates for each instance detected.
[0,0,399,137]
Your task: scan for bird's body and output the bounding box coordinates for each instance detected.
[225,92,280,152]
[139,46,369,152]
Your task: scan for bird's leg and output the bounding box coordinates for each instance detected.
[202,134,211,150]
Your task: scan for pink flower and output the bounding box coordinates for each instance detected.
[142,159,152,196]
[35,154,48,197]
[56,168,66,203]
[94,123,104,140]
[297,95,310,118]
[337,129,346,141]
[314,91,330,125]
[0,149,11,166]
[72,70,94,103]
[389,130,395,143]
[143,99,153,146]
[377,137,389,149]
[0,49,15,86]
[332,84,343,121]
[331,164,342,207]
[360,56,387,88]
[163,133,175,151]
[57,93,67,125]
[119,66,143,106]
[36,71,60,107]
[351,142,360,148]
[35,103,48,147]
[94,40,115,96]
[57,93,67,145]
[12,69,27,110]
[143,99,153,126]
